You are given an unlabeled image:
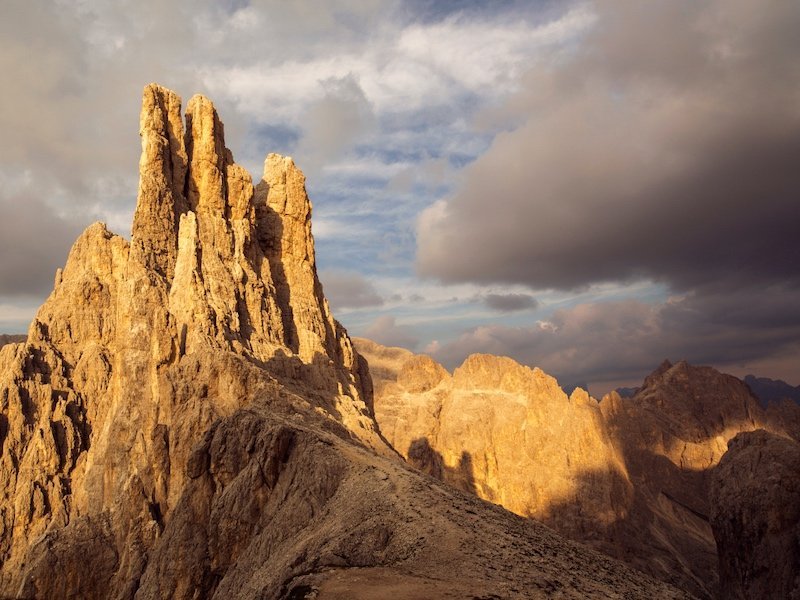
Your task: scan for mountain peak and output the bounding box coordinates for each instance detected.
[0,83,389,592]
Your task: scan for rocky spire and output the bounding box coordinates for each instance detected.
[0,84,385,594]
[131,84,188,281]
[254,153,338,362]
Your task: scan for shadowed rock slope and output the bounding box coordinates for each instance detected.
[0,84,686,599]
[710,430,800,600]
[356,339,796,598]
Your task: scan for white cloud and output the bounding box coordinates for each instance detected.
[201,6,594,120]
[363,315,419,350]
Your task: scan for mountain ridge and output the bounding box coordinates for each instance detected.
[744,374,800,407]
[355,338,799,597]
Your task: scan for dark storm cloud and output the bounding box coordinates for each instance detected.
[432,285,800,386]
[417,0,800,293]
[0,193,83,296]
[321,270,384,309]
[483,293,538,312]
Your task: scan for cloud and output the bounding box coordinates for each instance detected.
[363,315,419,349]
[0,192,84,296]
[0,299,41,333]
[321,270,384,309]
[0,0,588,292]
[417,0,800,293]
[206,6,592,120]
[6,0,795,389]
[295,74,376,175]
[482,292,538,312]
[431,285,800,386]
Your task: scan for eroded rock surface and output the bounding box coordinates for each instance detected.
[0,85,685,600]
[598,360,772,597]
[710,430,800,600]
[355,339,631,535]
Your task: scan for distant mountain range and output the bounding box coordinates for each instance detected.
[614,385,640,398]
[355,342,800,599]
[0,334,25,348]
[615,375,800,407]
[744,375,800,407]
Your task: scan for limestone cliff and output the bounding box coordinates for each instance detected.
[0,85,685,599]
[354,339,631,535]
[357,340,790,598]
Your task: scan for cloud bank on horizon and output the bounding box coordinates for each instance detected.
[1,0,798,392]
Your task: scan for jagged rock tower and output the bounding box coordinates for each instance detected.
[0,84,382,594]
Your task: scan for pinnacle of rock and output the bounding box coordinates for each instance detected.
[131,83,187,281]
[0,84,386,595]
[130,84,370,423]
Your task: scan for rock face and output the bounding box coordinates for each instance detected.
[0,84,684,599]
[599,360,771,597]
[357,340,792,598]
[710,430,800,600]
[354,339,631,536]
[0,83,377,597]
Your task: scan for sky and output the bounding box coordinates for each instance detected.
[1,0,799,395]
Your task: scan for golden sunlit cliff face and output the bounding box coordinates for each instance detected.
[356,339,798,598]
[354,338,632,532]
[0,83,380,596]
[0,85,691,600]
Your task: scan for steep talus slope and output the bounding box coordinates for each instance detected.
[357,341,792,598]
[710,430,800,600]
[0,84,685,599]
